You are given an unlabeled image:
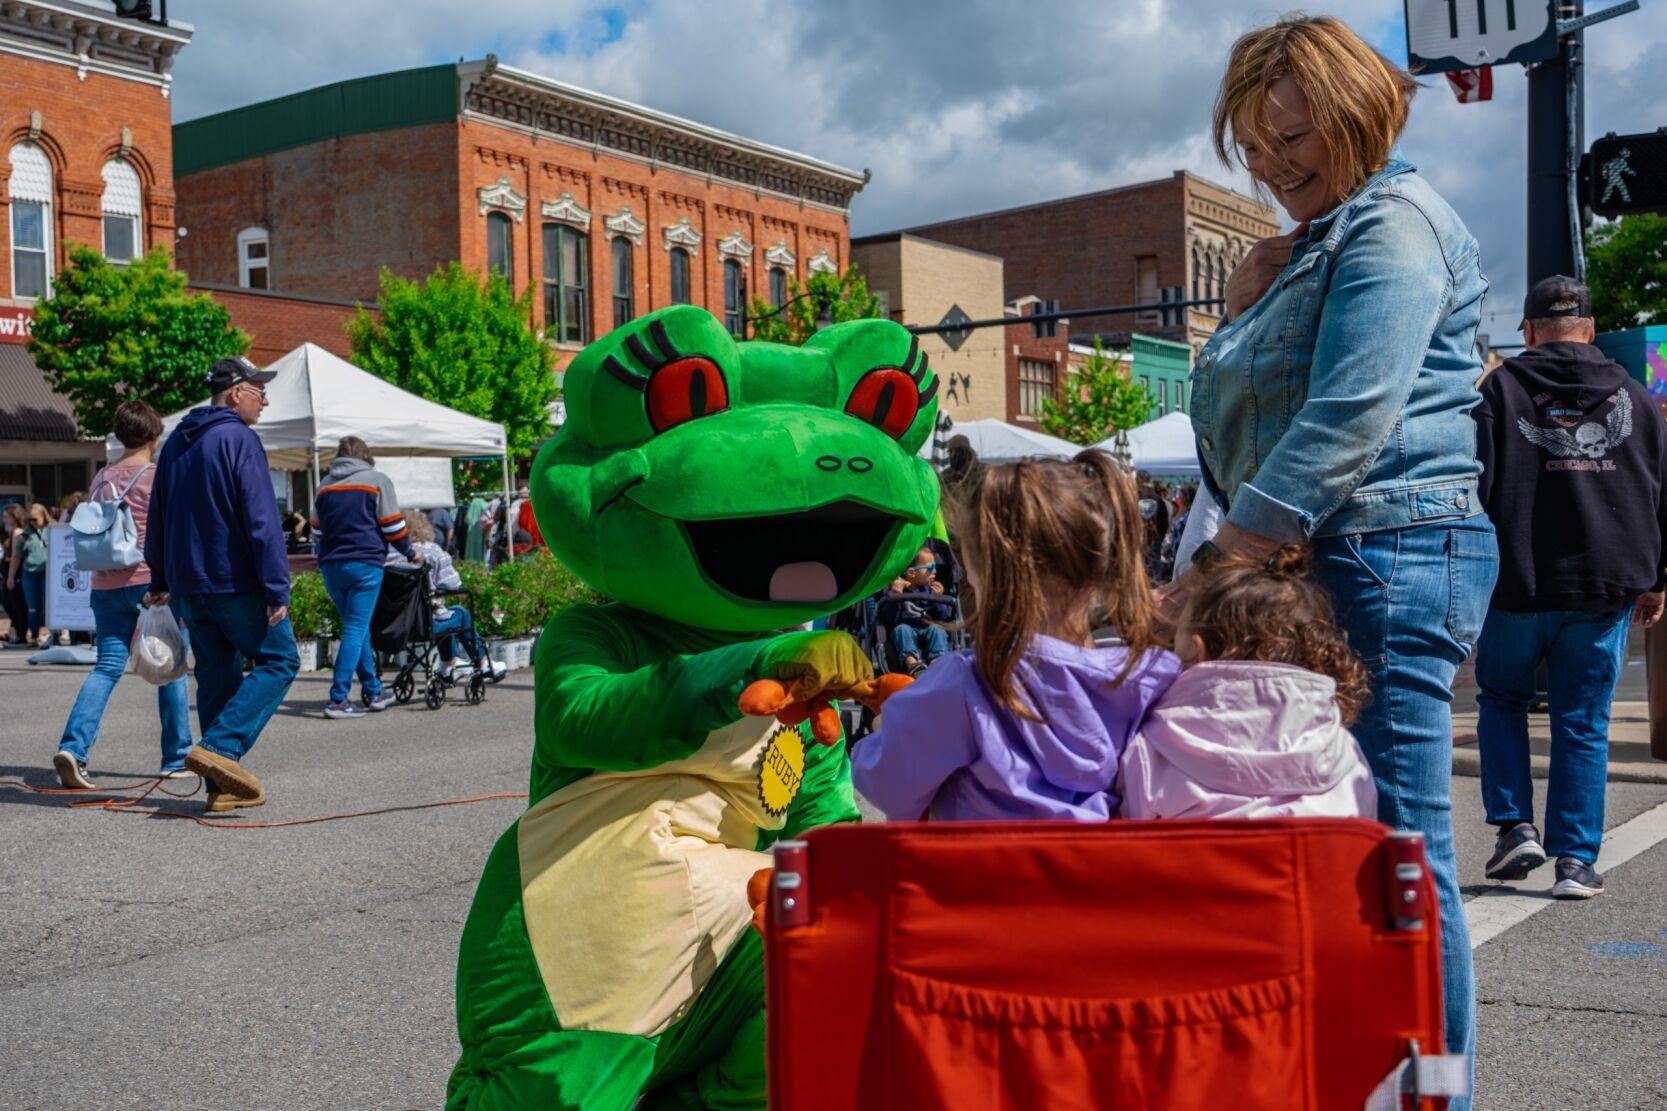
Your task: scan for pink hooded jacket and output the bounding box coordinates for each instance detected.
[1117,660,1378,820]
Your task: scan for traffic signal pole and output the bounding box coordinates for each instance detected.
[1526,0,1584,285]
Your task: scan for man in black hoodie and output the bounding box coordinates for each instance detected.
[1472,276,1667,900]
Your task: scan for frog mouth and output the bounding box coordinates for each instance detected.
[681,500,903,605]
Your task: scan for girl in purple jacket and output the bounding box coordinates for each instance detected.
[852,452,1180,822]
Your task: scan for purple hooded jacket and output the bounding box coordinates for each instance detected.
[851,637,1181,822]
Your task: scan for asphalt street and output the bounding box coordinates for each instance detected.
[2,648,1664,1109]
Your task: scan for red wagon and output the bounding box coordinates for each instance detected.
[762,818,1468,1110]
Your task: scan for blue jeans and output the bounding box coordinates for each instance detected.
[1475,607,1631,865]
[891,622,948,666]
[433,606,486,665]
[21,567,46,632]
[321,561,384,705]
[173,592,299,762]
[58,586,193,770]
[1310,517,1497,1100]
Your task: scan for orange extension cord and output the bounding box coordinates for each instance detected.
[0,774,527,829]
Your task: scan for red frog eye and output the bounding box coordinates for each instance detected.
[647,357,730,433]
[845,369,919,440]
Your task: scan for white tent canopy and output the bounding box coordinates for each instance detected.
[923,418,1083,463]
[1094,411,1199,477]
[111,343,512,494]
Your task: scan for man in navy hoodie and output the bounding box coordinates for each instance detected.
[143,356,299,814]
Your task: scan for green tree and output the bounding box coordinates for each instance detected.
[746,267,884,346]
[347,262,558,459]
[27,245,249,437]
[1587,214,1667,333]
[1036,338,1152,448]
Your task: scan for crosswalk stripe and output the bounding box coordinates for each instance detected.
[1469,798,1667,948]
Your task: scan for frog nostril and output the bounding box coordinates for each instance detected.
[848,457,873,473]
[815,455,842,471]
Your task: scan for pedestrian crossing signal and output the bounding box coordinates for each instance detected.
[1584,130,1667,219]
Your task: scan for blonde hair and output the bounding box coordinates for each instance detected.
[948,450,1159,721]
[1213,14,1418,199]
[405,511,434,545]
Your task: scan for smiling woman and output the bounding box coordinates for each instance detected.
[1176,15,1498,1108]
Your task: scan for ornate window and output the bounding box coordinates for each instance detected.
[543,223,588,345]
[1191,243,1202,302]
[723,258,746,337]
[1018,359,1055,418]
[101,158,143,265]
[1135,255,1159,324]
[605,205,645,245]
[237,227,270,289]
[769,266,788,308]
[669,246,692,305]
[611,236,634,328]
[8,142,53,300]
[806,248,836,275]
[487,211,514,280]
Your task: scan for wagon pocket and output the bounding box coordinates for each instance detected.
[889,966,1306,1110]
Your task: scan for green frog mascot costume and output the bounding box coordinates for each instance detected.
[448,305,941,1109]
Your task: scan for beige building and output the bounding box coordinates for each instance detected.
[1183,175,1280,349]
[850,232,1007,423]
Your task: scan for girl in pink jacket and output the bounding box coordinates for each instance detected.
[1120,546,1378,820]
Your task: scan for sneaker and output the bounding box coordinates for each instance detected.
[52,750,93,789]
[362,689,394,712]
[324,700,366,720]
[183,745,263,800]
[1485,822,1548,881]
[484,659,507,682]
[159,767,195,780]
[1551,857,1604,899]
[204,786,267,815]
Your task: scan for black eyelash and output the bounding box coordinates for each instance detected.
[898,337,934,401]
[602,320,689,393]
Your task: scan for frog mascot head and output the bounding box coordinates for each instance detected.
[532,304,941,631]
[451,305,941,1111]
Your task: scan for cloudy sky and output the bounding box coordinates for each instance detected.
[165,0,1667,339]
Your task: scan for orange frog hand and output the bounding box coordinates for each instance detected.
[738,680,848,746]
[738,679,793,717]
[847,672,914,714]
[748,867,773,936]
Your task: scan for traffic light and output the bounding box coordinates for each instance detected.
[1584,129,1667,219]
[1029,299,1058,339]
[113,0,152,17]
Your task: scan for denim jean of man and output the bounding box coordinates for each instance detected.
[172,592,299,761]
[21,566,46,632]
[1475,607,1633,865]
[1191,153,1493,1103]
[58,585,192,772]
[321,561,385,705]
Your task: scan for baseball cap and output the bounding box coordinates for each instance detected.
[206,355,275,393]
[1520,275,1592,330]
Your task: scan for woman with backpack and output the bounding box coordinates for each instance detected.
[52,400,193,789]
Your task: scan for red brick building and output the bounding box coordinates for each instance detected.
[896,173,1278,353]
[173,59,867,367]
[0,0,191,507]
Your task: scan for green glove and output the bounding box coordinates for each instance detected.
[753,630,873,701]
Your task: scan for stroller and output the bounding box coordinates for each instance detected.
[370,563,499,710]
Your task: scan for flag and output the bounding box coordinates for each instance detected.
[1446,67,1493,104]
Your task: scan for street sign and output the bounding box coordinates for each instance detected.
[1585,130,1667,218]
[1404,0,1558,74]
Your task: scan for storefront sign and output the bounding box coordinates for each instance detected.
[0,306,33,344]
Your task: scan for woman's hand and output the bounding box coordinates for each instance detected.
[1223,224,1308,321]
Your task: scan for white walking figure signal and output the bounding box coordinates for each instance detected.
[1601,149,1637,205]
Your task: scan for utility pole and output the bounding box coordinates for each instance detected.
[1525,1,1584,283]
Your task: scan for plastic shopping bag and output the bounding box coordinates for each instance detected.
[131,604,188,685]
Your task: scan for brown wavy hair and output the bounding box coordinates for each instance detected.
[1181,544,1371,724]
[1213,14,1419,200]
[948,450,1158,721]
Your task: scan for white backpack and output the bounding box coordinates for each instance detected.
[70,465,151,571]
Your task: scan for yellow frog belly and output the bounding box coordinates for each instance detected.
[517,715,801,1037]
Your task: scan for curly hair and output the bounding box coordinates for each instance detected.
[1181,544,1371,724]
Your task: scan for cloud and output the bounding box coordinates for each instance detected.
[167,0,1667,337]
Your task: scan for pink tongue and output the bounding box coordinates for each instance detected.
[769,562,839,602]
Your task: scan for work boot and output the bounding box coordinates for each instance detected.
[183,745,263,799]
[204,786,267,815]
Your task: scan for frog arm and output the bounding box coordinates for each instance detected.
[760,722,862,850]
[532,606,763,778]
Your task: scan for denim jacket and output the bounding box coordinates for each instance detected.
[1191,154,1487,541]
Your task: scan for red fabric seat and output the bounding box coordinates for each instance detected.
[764,818,1451,1110]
